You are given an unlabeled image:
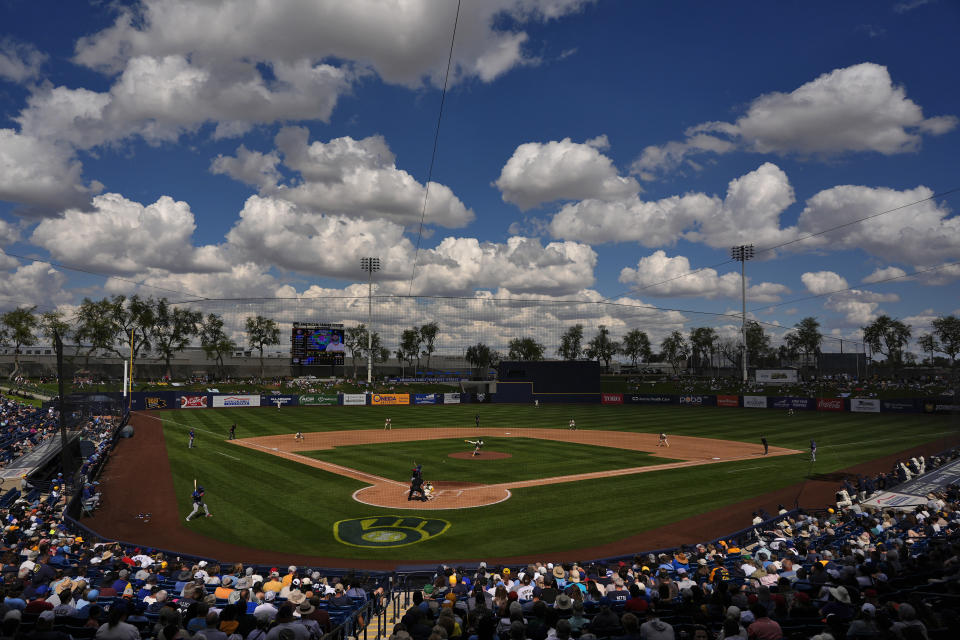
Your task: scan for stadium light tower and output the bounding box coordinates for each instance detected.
[361,257,380,384]
[731,244,754,384]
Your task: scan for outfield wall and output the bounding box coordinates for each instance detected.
[95,390,960,414]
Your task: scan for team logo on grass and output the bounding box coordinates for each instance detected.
[334,516,450,548]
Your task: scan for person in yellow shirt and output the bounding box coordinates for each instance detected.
[263,571,284,593]
[282,566,297,588]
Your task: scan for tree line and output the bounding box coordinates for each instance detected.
[2,298,958,381]
[462,314,960,376]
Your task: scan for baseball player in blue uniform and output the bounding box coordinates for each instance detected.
[188,428,195,449]
[185,486,212,521]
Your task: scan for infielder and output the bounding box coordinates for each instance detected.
[384,418,392,430]
[569,419,576,430]
[185,486,212,521]
[761,435,769,455]
[657,432,669,447]
[295,431,304,443]
[465,438,484,457]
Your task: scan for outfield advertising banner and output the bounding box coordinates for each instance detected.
[263,394,298,408]
[299,394,338,406]
[881,399,919,413]
[679,395,717,407]
[213,394,261,408]
[129,391,176,410]
[624,394,678,404]
[372,394,410,406]
[817,398,844,412]
[850,398,881,413]
[179,395,208,409]
[442,393,461,404]
[743,396,767,409]
[601,393,623,404]
[717,395,739,407]
[924,401,960,414]
[342,393,367,406]
[769,397,815,411]
[413,394,437,405]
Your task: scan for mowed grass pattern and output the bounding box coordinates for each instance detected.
[301,437,676,484]
[157,404,958,561]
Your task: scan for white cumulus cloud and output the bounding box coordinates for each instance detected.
[495,137,639,210]
[73,0,594,86]
[0,130,101,214]
[0,262,70,312]
[619,251,790,302]
[213,127,474,228]
[796,184,960,265]
[549,162,797,248]
[0,39,47,83]
[801,271,849,295]
[632,63,956,179]
[863,266,908,283]
[30,193,228,275]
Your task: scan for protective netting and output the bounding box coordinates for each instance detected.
[173,294,862,359]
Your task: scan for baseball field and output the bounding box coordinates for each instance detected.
[89,404,958,567]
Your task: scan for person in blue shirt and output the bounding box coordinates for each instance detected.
[189,429,195,449]
[185,486,212,521]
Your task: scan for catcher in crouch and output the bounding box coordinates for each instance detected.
[465,438,485,457]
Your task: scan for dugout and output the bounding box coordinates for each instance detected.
[495,360,600,403]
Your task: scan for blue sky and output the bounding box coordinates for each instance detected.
[0,0,958,354]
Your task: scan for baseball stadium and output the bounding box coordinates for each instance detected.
[2,2,960,640]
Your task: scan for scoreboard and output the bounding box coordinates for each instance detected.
[291,322,346,366]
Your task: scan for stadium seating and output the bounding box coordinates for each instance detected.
[2,393,959,640]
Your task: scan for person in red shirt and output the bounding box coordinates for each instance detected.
[746,604,782,640]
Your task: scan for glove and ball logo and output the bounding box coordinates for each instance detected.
[333,516,450,548]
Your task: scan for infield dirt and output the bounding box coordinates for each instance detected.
[228,427,801,509]
[84,412,960,569]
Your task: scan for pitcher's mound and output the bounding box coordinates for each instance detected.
[448,451,512,460]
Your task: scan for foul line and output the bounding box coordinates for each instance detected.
[216,451,241,461]
[230,439,406,487]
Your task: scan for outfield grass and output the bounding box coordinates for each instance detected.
[301,437,677,484]
[158,404,957,561]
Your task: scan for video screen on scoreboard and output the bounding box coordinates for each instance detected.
[291,322,345,366]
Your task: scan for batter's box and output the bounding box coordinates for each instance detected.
[437,490,463,497]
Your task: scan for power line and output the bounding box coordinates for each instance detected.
[407,0,462,297]
[754,185,960,256]
[750,260,960,313]
[608,185,960,300]
[163,292,857,345]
